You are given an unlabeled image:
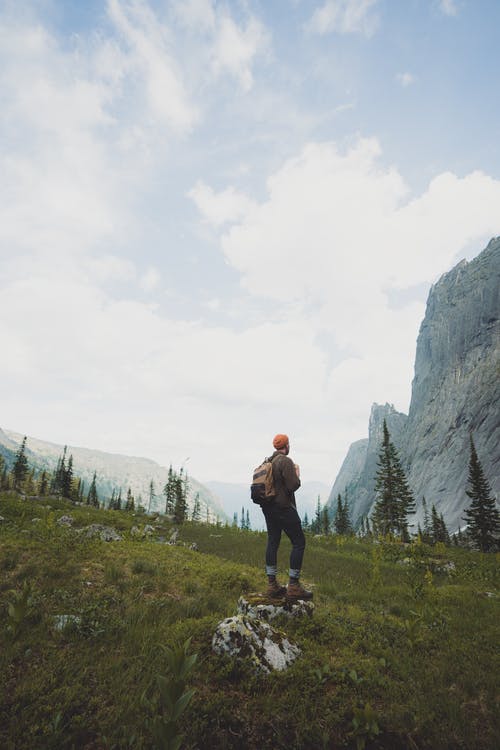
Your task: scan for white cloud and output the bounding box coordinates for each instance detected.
[140,267,161,291]
[189,181,257,226]
[212,14,269,91]
[308,0,380,37]
[190,139,500,475]
[439,0,458,17]
[396,72,416,87]
[173,0,216,32]
[107,0,198,133]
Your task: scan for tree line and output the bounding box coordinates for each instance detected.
[1,439,210,525]
[297,420,498,553]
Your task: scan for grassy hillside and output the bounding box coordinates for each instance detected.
[1,492,499,749]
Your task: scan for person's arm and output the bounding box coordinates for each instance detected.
[280,456,301,493]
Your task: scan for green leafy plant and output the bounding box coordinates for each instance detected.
[141,637,198,750]
[351,702,381,750]
[6,580,33,639]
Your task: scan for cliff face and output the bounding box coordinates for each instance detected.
[404,237,500,531]
[328,237,500,531]
[328,404,407,523]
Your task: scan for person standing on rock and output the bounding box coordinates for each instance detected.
[263,434,313,601]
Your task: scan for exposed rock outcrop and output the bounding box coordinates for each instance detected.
[328,237,500,531]
[212,594,312,673]
[328,403,407,522]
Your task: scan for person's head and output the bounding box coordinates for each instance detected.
[273,434,289,455]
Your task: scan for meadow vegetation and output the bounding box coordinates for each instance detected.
[1,492,499,749]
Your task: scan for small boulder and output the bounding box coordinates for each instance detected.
[168,529,179,545]
[57,515,74,527]
[52,614,82,631]
[31,518,43,523]
[143,524,155,536]
[237,595,314,622]
[80,524,123,542]
[212,614,300,673]
[189,542,199,551]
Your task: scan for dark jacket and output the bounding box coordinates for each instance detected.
[271,451,301,509]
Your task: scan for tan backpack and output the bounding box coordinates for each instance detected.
[250,456,277,504]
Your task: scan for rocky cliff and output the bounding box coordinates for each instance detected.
[327,404,407,523]
[328,237,500,532]
[404,237,500,531]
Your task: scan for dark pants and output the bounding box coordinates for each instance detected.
[262,504,306,579]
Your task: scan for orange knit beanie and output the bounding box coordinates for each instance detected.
[273,434,289,450]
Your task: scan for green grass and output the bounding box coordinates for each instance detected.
[0,492,499,749]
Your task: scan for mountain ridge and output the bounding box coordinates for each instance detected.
[328,237,500,531]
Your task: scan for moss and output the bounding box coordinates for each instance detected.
[0,493,499,749]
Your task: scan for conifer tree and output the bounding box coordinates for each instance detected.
[232,512,238,527]
[240,506,246,529]
[25,468,36,495]
[173,471,188,524]
[87,471,99,507]
[38,470,48,496]
[125,487,135,512]
[116,488,122,511]
[147,480,156,513]
[12,436,29,491]
[463,436,500,552]
[422,497,432,543]
[372,420,415,540]
[303,511,309,529]
[62,454,73,499]
[312,495,321,534]
[163,466,176,515]
[321,505,330,534]
[246,509,251,531]
[191,493,201,522]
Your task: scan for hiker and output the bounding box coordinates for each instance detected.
[263,434,313,601]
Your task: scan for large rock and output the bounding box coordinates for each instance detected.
[328,238,500,532]
[237,595,314,622]
[212,614,300,673]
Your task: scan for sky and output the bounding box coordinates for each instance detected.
[1,0,499,488]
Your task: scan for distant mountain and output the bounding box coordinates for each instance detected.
[328,237,500,532]
[0,428,227,521]
[207,479,331,531]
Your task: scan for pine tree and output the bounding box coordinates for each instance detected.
[303,511,309,529]
[462,436,500,552]
[232,512,238,528]
[240,506,246,530]
[246,509,251,531]
[173,470,188,524]
[422,497,432,543]
[125,487,135,512]
[38,470,48,496]
[12,436,29,491]
[312,495,321,534]
[163,466,176,515]
[87,471,99,507]
[334,494,345,534]
[25,469,36,495]
[62,454,73,499]
[147,480,156,513]
[191,493,201,522]
[372,420,415,540]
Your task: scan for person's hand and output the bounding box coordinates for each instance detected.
[294,463,300,478]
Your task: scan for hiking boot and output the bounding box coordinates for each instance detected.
[286,581,313,601]
[266,580,287,598]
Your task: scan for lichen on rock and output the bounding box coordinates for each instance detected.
[212,614,300,673]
